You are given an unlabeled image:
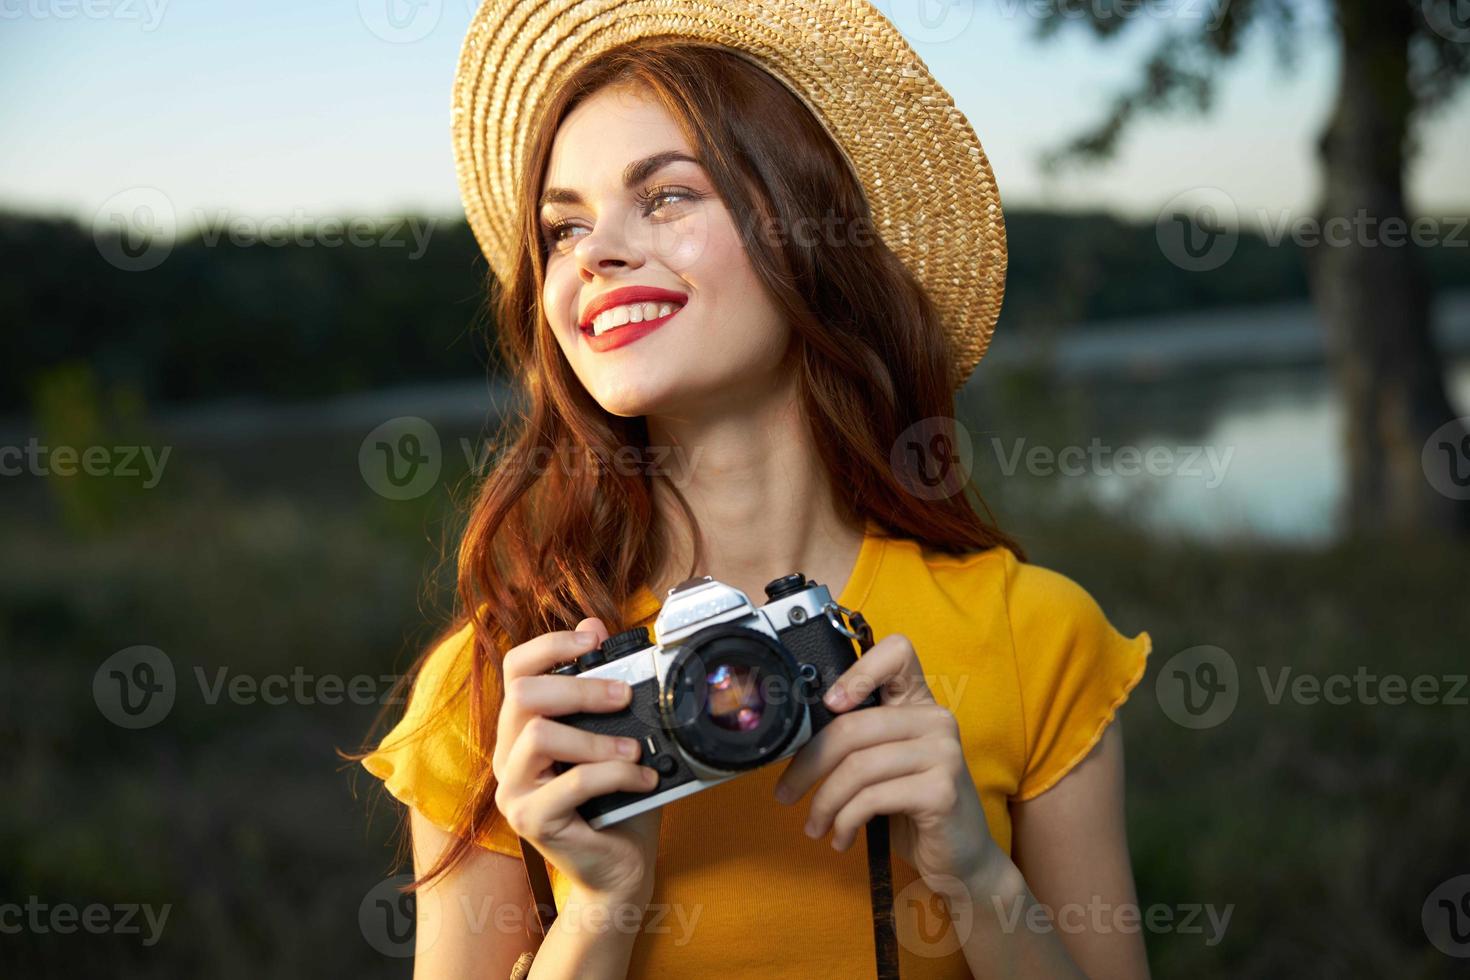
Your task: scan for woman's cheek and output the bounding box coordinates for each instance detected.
[656,213,715,273]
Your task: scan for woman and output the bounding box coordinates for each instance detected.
[361,2,1153,977]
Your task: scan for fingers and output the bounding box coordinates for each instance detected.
[502,628,602,682]
[499,716,642,792]
[828,771,950,851]
[496,674,633,759]
[506,760,659,841]
[824,633,933,711]
[774,702,953,803]
[801,737,932,839]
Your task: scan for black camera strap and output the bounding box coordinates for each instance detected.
[840,607,900,980]
[517,605,898,980]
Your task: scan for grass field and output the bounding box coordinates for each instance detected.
[2,418,1467,978]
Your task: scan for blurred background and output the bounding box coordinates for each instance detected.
[2,0,1468,977]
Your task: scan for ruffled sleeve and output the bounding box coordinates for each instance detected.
[361,621,522,858]
[1001,549,1152,802]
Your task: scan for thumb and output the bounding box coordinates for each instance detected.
[573,617,611,645]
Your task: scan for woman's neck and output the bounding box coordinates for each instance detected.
[644,373,866,607]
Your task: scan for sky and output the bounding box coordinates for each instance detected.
[1,0,1466,236]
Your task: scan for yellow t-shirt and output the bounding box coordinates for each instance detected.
[362,524,1152,976]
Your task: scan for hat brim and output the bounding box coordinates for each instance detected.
[453,0,1007,391]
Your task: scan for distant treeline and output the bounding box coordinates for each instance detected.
[3,209,1467,412]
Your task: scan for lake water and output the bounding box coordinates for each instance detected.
[961,288,1470,545]
[13,295,1461,548]
[1044,360,1470,544]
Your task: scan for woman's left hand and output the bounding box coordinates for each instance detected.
[773,632,1003,904]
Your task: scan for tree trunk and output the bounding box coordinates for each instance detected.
[1308,0,1470,536]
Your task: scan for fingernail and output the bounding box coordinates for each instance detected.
[618,738,639,758]
[774,784,793,805]
[823,685,847,710]
[803,822,818,839]
[607,680,631,700]
[575,631,597,646]
[643,767,658,785]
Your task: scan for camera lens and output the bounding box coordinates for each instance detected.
[705,663,765,732]
[659,626,804,771]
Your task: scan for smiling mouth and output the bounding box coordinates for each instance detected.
[581,300,686,337]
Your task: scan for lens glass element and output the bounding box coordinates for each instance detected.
[705,663,764,732]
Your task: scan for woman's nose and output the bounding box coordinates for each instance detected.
[573,212,646,279]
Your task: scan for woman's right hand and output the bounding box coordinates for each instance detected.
[492,617,662,904]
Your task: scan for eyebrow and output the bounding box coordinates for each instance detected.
[538,150,702,210]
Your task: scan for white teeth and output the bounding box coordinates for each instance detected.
[590,299,684,336]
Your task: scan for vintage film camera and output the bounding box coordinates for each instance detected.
[553,572,875,828]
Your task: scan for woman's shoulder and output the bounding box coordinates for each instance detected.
[884,535,1125,640]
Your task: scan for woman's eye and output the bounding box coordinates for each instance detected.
[647,191,685,211]
[544,221,585,248]
[541,188,700,251]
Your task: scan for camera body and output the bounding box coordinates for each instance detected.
[553,573,874,828]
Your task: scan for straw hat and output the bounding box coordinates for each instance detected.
[452,0,1007,391]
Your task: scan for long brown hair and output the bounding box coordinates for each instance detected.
[380,38,1022,888]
